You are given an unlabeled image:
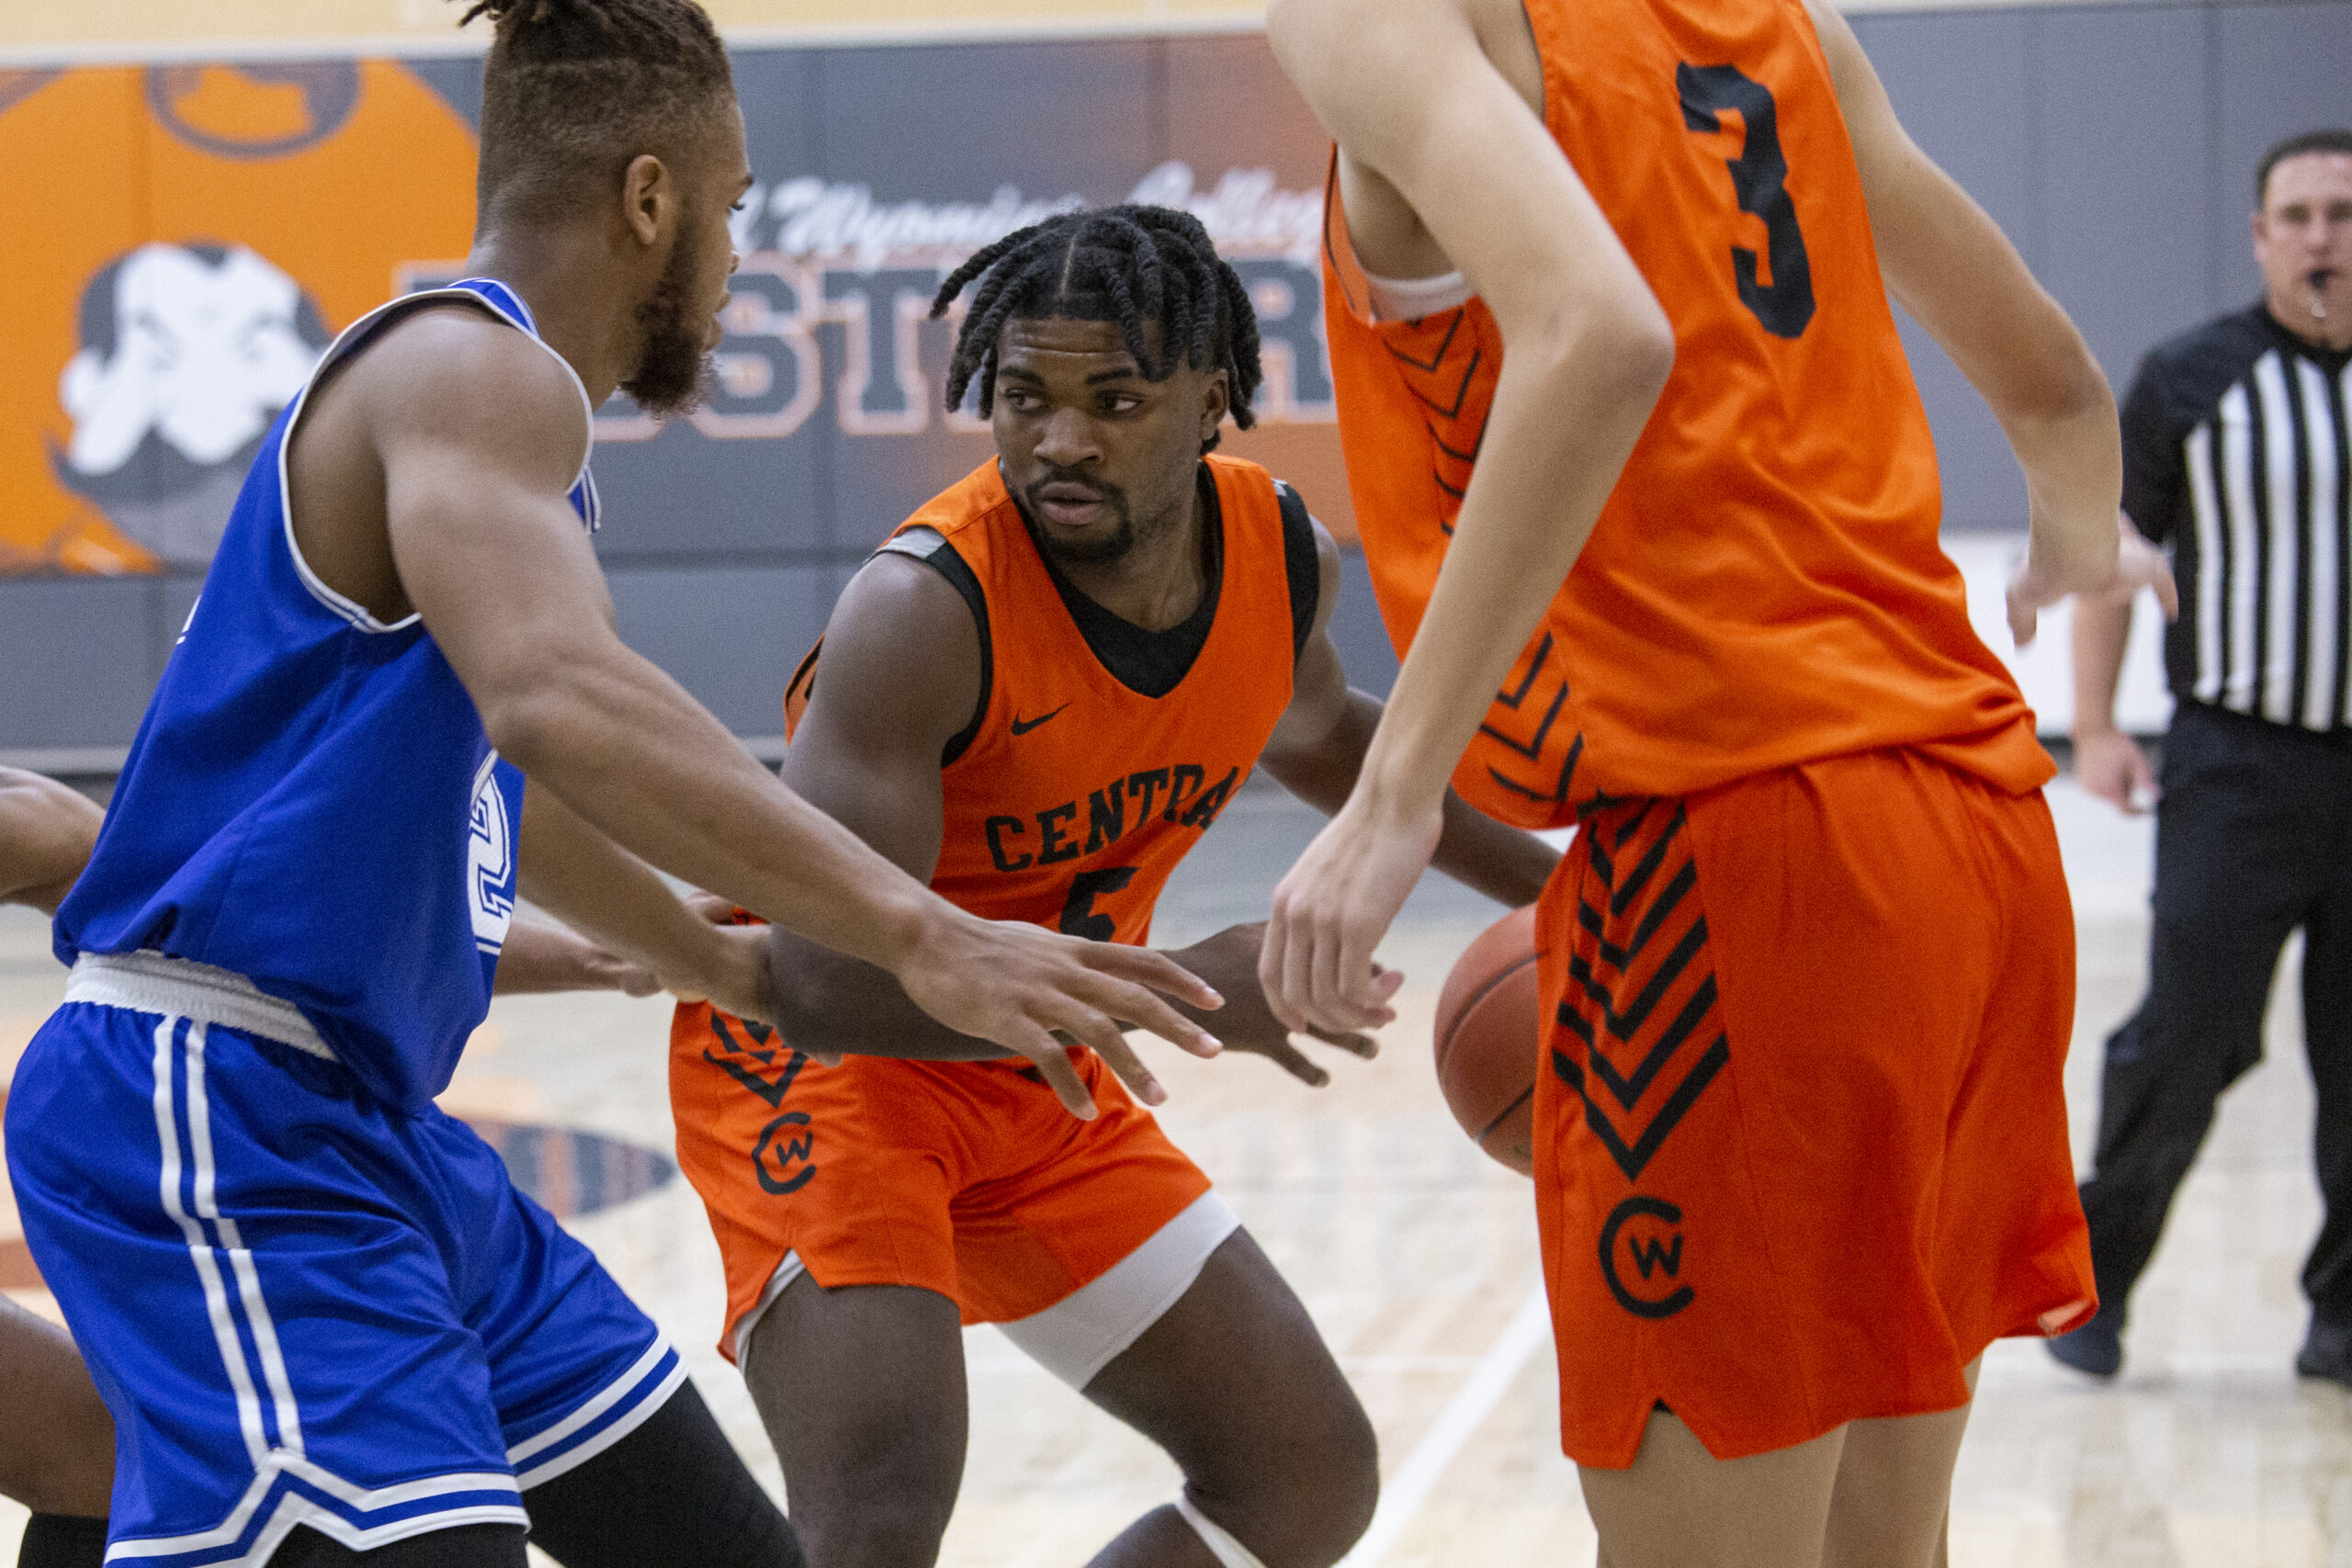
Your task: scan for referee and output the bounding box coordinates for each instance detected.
[2055,127,2352,1380]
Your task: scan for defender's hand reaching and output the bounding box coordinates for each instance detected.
[892,908,1224,1120]
[1170,923,1377,1088]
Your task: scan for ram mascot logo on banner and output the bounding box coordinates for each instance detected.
[0,62,476,573]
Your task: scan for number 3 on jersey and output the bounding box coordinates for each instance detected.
[1678,62,1815,339]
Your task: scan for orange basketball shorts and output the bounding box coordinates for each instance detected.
[670,1005,1216,1369]
[1533,746,2095,1468]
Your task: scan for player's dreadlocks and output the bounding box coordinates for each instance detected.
[459,0,734,224]
[932,206,1263,454]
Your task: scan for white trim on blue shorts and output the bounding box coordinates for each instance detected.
[104,1455,526,1565]
[112,1014,531,1565]
[505,1334,688,1490]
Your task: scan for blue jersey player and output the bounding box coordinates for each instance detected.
[4,3,1222,1566]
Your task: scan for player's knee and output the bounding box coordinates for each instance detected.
[1195,1389,1379,1568]
[781,1431,957,1568]
[1306,1396,1383,1562]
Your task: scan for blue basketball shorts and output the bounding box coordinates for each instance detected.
[5,955,683,1567]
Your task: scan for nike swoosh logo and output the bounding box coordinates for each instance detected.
[1010,704,1071,736]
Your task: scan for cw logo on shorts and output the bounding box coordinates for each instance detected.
[1599,1195,1692,1319]
[700,1010,820,1198]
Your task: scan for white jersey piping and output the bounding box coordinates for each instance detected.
[274,282,598,636]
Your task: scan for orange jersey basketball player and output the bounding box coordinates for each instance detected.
[1261,0,2177,1564]
[671,206,1557,1568]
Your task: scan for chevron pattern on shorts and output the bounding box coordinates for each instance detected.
[1552,801,1730,1180]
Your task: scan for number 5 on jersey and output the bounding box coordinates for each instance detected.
[1059,866,1139,940]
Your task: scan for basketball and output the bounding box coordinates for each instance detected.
[1433,904,1543,1177]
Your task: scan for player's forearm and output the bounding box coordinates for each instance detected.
[1858,134,2120,584]
[2011,390,2126,590]
[1267,691,1559,907]
[1823,0,2123,586]
[2071,594,2134,736]
[515,780,748,997]
[0,770,104,916]
[488,645,941,976]
[490,919,645,996]
[1354,321,1671,826]
[767,931,1010,1061]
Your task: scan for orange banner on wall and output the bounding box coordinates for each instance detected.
[0,62,476,571]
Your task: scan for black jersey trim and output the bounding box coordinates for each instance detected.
[1276,479,1319,663]
[876,527,991,766]
[1030,465,1225,700]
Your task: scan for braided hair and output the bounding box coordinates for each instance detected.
[459,0,734,225]
[932,205,1263,454]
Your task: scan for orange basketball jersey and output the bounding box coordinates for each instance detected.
[1320,0,2052,829]
[783,456,1310,942]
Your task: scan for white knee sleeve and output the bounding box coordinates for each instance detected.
[1176,1493,1272,1568]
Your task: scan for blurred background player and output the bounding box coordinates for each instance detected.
[1261,0,2175,1563]
[671,206,1559,1568]
[2057,128,2352,1382]
[0,768,666,1568]
[3,1,1229,1563]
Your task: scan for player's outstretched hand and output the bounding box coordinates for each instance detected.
[1262,793,1431,1037]
[668,917,781,1025]
[2007,513,2179,648]
[893,909,1225,1120]
[1168,923,1378,1088]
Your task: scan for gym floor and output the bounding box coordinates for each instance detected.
[0,773,2335,1567]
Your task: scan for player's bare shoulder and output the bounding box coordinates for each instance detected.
[285,299,589,624]
[313,302,588,488]
[798,545,987,761]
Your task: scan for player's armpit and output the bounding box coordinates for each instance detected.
[0,767,104,917]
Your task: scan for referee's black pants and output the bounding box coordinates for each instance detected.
[2078,702,2352,1325]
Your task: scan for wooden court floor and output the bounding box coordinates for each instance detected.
[0,776,2340,1567]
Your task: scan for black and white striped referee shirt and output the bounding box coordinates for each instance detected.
[2123,305,2352,733]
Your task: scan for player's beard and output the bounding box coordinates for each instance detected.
[1018,468,1182,570]
[622,217,715,420]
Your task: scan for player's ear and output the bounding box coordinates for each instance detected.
[1199,369,1230,446]
[621,153,673,249]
